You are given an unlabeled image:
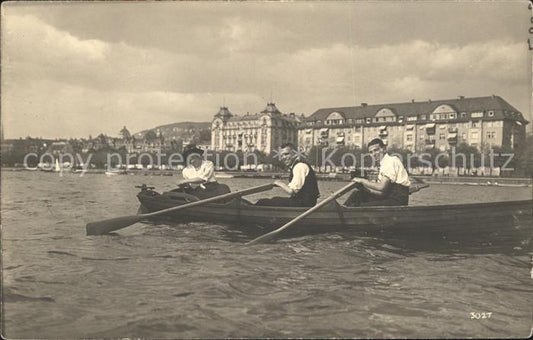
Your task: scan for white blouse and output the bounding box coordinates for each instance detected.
[182,160,216,183]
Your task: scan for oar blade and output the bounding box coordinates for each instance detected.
[86,215,143,236]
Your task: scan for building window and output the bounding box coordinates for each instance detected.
[407,116,417,121]
[461,112,467,118]
[406,134,413,142]
[439,133,446,140]
[420,115,426,120]
[471,112,484,118]
[488,111,495,117]
[472,121,479,128]
[487,131,495,139]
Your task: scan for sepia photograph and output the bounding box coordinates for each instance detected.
[1,0,532,338]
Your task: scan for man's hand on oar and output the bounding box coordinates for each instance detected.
[86,183,275,236]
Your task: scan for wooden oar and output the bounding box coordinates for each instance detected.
[86,183,275,236]
[409,176,430,194]
[246,181,359,245]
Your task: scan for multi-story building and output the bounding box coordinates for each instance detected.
[211,102,302,154]
[299,95,528,152]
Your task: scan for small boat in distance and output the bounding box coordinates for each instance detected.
[105,169,127,176]
[215,172,235,179]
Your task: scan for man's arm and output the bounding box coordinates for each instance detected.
[352,176,391,195]
[274,162,309,196]
[274,180,293,195]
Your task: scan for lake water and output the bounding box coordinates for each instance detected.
[1,170,532,338]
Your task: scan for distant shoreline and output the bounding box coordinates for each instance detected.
[1,167,531,187]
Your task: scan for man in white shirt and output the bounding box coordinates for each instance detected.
[256,143,319,207]
[344,138,411,206]
[175,144,230,199]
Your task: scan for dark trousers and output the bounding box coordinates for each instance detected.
[177,182,230,200]
[255,196,315,207]
[343,183,408,207]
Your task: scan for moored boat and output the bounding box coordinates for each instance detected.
[136,186,533,240]
[105,169,127,176]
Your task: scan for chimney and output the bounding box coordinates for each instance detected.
[289,112,295,118]
[411,99,415,103]
[428,99,432,103]
[361,103,368,107]
[491,94,496,98]
[458,95,465,100]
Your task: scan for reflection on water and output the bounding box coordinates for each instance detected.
[1,171,532,338]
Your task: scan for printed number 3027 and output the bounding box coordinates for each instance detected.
[471,312,492,319]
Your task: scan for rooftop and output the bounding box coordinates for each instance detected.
[307,95,528,123]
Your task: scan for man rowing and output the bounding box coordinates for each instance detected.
[175,144,230,199]
[344,138,411,206]
[256,143,320,207]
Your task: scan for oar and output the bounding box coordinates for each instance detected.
[246,181,359,245]
[86,183,275,236]
[409,176,430,194]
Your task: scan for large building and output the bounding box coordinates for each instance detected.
[298,95,528,153]
[211,102,302,154]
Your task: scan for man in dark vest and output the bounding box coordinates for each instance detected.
[344,138,411,206]
[256,143,320,207]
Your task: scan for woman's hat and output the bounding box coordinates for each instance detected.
[183,144,204,160]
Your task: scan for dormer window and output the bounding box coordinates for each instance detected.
[325,111,346,126]
[374,108,396,125]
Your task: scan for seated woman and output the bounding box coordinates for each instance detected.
[175,144,230,200]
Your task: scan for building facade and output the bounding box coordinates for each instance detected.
[211,102,302,154]
[298,95,528,153]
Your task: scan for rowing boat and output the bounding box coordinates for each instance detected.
[136,186,532,240]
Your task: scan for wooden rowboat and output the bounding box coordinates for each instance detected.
[137,187,533,240]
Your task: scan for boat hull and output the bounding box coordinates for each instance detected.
[137,189,533,239]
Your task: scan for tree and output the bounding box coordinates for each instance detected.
[144,130,158,143]
[452,143,480,170]
[515,134,533,177]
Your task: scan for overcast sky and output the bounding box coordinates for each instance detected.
[2,1,531,139]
